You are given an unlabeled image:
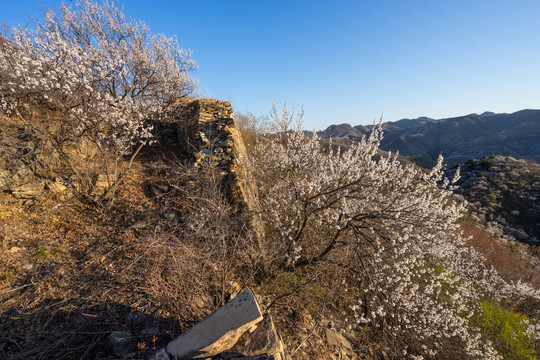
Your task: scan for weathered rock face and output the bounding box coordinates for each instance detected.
[167,289,263,358]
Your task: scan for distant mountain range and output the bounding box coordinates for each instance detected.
[317,109,540,166]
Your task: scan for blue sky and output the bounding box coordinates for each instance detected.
[1,0,540,129]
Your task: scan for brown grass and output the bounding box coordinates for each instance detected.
[461,222,540,288]
[0,159,183,359]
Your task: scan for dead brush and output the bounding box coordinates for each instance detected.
[142,162,261,318]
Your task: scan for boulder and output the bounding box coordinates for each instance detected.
[167,289,263,358]
[325,328,354,359]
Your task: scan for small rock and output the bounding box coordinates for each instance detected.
[126,311,148,326]
[129,221,147,230]
[21,264,33,271]
[153,182,170,193]
[12,181,44,199]
[354,343,370,354]
[48,177,69,193]
[193,294,213,309]
[141,326,160,338]
[95,174,110,188]
[163,212,177,221]
[108,330,136,358]
[8,247,21,253]
[149,349,171,360]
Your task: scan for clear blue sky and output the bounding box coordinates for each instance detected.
[2,0,540,129]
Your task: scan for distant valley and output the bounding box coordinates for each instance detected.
[317,109,540,166]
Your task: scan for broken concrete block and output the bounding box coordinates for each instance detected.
[167,289,263,358]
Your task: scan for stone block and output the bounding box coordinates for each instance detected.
[167,289,263,358]
[230,314,284,356]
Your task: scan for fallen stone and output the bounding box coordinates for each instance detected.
[167,289,263,359]
[108,330,136,358]
[230,314,283,356]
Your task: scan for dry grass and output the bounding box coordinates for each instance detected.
[0,156,183,359]
[0,146,264,359]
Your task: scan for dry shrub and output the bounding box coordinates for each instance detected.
[462,221,540,288]
[143,163,260,320]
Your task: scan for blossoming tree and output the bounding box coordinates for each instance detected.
[0,0,196,205]
[252,103,539,359]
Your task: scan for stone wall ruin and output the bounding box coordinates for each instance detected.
[154,98,263,240]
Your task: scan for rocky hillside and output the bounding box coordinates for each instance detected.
[449,155,540,249]
[317,109,540,166]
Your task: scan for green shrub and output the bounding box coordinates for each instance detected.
[480,158,495,170]
[478,299,537,359]
[465,158,476,168]
[35,248,48,258]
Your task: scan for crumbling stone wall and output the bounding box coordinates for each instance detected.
[156,98,263,240]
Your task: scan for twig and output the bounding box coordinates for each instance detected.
[2,283,32,294]
[1,337,22,351]
[290,320,319,356]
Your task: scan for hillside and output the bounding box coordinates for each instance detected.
[2,2,540,359]
[318,110,540,166]
[451,155,540,248]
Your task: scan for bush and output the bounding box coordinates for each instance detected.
[478,299,538,360]
[251,103,540,359]
[481,157,495,170]
[145,162,260,314]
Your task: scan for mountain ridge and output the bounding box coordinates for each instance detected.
[317,109,540,166]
